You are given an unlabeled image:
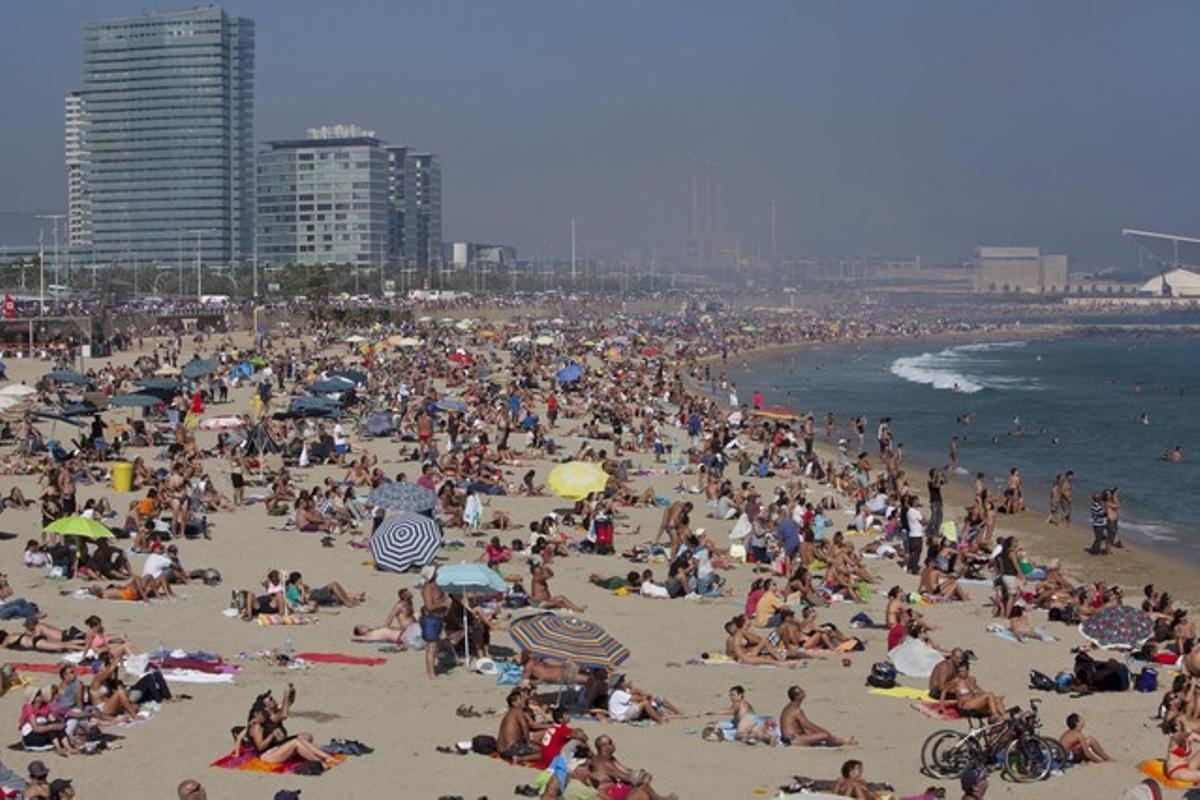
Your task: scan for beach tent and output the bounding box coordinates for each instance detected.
[48,371,92,387]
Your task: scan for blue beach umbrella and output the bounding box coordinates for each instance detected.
[181,359,220,380]
[369,511,442,573]
[435,399,468,413]
[556,364,583,384]
[108,394,162,408]
[49,370,92,386]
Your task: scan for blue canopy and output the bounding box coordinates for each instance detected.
[436,563,508,595]
[435,399,468,413]
[556,363,583,384]
[49,370,91,386]
[308,378,356,395]
[60,402,99,417]
[328,369,368,386]
[109,393,162,408]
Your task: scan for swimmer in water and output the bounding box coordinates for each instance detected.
[1161,446,1184,464]
[1140,412,1150,426]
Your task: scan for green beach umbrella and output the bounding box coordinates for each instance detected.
[44,516,115,540]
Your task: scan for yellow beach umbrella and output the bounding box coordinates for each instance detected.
[547,462,609,500]
[44,515,114,540]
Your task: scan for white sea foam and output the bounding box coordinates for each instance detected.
[889,341,1038,393]
[1120,521,1178,542]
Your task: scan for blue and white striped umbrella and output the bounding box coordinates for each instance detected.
[369,511,442,573]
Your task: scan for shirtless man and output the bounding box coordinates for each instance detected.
[496,689,541,763]
[655,500,692,551]
[1059,471,1073,524]
[928,648,968,700]
[520,653,587,686]
[1058,713,1113,763]
[590,735,676,800]
[831,759,870,799]
[420,567,451,679]
[779,686,855,747]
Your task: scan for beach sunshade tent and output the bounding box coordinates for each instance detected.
[368,480,437,513]
[1079,605,1154,649]
[244,422,283,455]
[556,364,583,384]
[181,359,220,380]
[44,515,114,540]
[509,613,630,671]
[108,394,161,409]
[48,371,92,387]
[547,461,608,500]
[437,563,509,660]
[369,511,442,572]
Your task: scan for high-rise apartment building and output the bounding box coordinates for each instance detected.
[72,6,254,266]
[257,126,391,266]
[404,152,442,268]
[385,146,408,263]
[65,91,90,249]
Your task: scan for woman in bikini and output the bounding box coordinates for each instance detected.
[0,629,83,654]
[233,690,337,770]
[941,662,1006,722]
[82,615,137,660]
[1165,719,1200,782]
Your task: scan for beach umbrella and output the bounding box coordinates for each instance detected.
[248,356,268,367]
[285,397,342,418]
[48,370,91,387]
[435,399,468,413]
[1079,605,1154,649]
[368,480,438,513]
[197,416,246,431]
[108,394,161,408]
[181,359,220,380]
[328,369,368,386]
[369,511,442,573]
[135,379,180,401]
[556,364,582,384]
[509,613,630,671]
[30,411,86,428]
[438,563,509,660]
[61,403,99,418]
[44,515,114,540]
[508,335,531,345]
[546,461,608,500]
[0,384,35,397]
[308,378,355,395]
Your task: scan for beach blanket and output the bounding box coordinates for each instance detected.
[867,686,934,702]
[909,702,962,721]
[296,652,385,667]
[1138,759,1198,789]
[6,662,90,676]
[887,638,943,678]
[257,614,317,626]
[211,748,347,774]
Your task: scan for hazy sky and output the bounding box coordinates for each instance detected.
[2,1,1198,266]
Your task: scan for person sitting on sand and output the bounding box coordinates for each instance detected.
[1059,713,1113,763]
[589,734,676,800]
[497,688,543,763]
[940,661,1006,722]
[928,648,970,700]
[232,687,337,770]
[82,615,136,660]
[779,685,856,747]
[724,614,796,664]
[383,588,418,630]
[723,685,777,744]
[919,552,969,601]
[1008,606,1048,642]
[830,759,870,799]
[530,562,586,613]
[606,673,681,724]
[18,686,78,756]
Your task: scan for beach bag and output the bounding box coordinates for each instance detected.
[1029,670,1057,692]
[1135,667,1158,693]
[594,519,614,554]
[866,661,897,689]
[471,735,497,755]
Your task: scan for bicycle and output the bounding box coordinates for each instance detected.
[920,699,1054,782]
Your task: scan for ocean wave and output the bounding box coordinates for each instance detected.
[1120,521,1178,542]
[889,341,1038,393]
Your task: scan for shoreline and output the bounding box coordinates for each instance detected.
[693,325,1200,602]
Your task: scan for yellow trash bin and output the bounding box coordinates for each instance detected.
[111,461,134,492]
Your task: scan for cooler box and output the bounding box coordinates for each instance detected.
[111,461,134,492]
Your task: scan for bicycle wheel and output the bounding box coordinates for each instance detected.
[927,730,984,779]
[1041,736,1068,770]
[1003,735,1054,782]
[920,730,963,778]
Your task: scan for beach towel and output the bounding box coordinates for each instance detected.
[295,652,385,667]
[867,686,934,702]
[7,662,90,676]
[987,623,1058,643]
[909,702,962,721]
[887,638,943,678]
[257,614,317,626]
[211,748,347,774]
[1138,759,1198,789]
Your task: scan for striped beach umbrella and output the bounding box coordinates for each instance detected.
[369,511,442,573]
[509,613,630,670]
[368,480,438,513]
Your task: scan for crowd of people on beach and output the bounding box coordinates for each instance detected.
[0,292,1191,799]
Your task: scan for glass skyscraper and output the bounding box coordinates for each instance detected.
[257,126,391,266]
[73,6,254,267]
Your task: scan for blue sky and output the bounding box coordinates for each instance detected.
[2,0,1198,266]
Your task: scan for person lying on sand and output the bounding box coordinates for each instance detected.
[351,624,406,646]
[85,574,174,603]
[284,571,365,610]
[779,686,856,747]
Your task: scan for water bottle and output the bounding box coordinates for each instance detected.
[284,635,294,655]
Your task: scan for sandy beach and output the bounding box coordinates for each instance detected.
[0,316,1186,800]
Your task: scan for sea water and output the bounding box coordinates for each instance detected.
[730,331,1200,557]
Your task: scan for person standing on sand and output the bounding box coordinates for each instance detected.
[1106,487,1122,549]
[927,468,945,537]
[1089,491,1109,556]
[1059,471,1073,525]
[905,497,925,576]
[1047,475,1061,525]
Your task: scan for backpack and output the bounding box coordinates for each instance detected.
[866,661,897,689]
[1135,667,1158,693]
[1029,670,1057,692]
[471,734,497,755]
